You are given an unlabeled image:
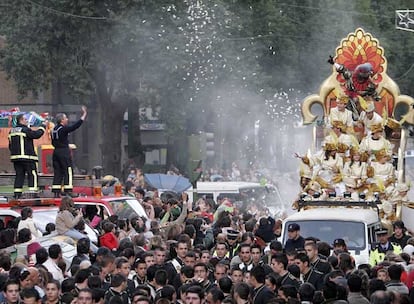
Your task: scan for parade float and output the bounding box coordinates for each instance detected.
[292,28,414,236]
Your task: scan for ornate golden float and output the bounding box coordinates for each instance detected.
[300,28,414,231]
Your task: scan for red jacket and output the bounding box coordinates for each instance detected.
[99,232,119,250]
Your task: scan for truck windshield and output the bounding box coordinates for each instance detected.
[107,198,147,219]
[283,220,366,250]
[220,187,277,208]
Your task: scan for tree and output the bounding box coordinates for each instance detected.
[0,0,194,175]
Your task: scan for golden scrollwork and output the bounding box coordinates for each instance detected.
[302,28,414,125]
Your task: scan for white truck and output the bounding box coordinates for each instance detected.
[281,200,382,265]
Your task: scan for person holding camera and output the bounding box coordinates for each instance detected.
[55,196,85,240]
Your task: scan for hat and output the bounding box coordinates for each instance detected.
[226,229,240,240]
[386,118,401,130]
[338,143,349,154]
[369,183,385,194]
[396,183,409,192]
[374,149,389,161]
[375,227,389,235]
[333,238,346,247]
[332,120,346,132]
[306,181,321,193]
[323,142,337,151]
[287,223,300,232]
[27,242,42,256]
[370,123,384,134]
[350,146,361,156]
[336,96,349,104]
[299,163,312,179]
[403,244,414,255]
[366,102,375,112]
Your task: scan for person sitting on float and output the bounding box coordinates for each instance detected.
[327,96,354,132]
[365,181,393,221]
[303,181,327,201]
[388,183,410,204]
[313,142,344,191]
[292,181,327,209]
[298,160,313,191]
[357,100,383,137]
[325,120,359,158]
[360,123,392,161]
[381,183,411,221]
[342,147,368,191]
[368,149,395,190]
[341,177,360,201]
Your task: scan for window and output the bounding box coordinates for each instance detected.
[283,220,366,250]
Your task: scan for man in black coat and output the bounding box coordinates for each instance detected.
[250,265,275,304]
[51,106,87,196]
[304,242,332,275]
[9,113,46,198]
[389,221,411,249]
[285,223,305,252]
[295,252,325,290]
[255,216,276,243]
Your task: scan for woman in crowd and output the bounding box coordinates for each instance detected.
[17,207,41,239]
[55,196,85,240]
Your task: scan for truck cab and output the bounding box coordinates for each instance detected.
[281,200,382,265]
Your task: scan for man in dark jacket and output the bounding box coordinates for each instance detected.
[250,265,275,304]
[295,252,324,290]
[9,113,46,198]
[285,223,305,252]
[389,221,411,249]
[51,106,87,196]
[255,216,276,243]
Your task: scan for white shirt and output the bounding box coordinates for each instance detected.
[17,218,41,238]
[359,111,383,135]
[43,258,64,282]
[328,107,354,128]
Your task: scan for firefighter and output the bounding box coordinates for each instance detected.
[9,113,46,198]
[51,106,87,197]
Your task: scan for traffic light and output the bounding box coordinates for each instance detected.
[205,132,215,158]
[188,159,203,188]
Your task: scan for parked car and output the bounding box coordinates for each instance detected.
[69,196,148,220]
[0,208,97,270]
[0,205,98,244]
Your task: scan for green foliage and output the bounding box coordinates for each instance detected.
[1,0,414,172]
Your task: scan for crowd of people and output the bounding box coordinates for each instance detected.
[0,180,413,304]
